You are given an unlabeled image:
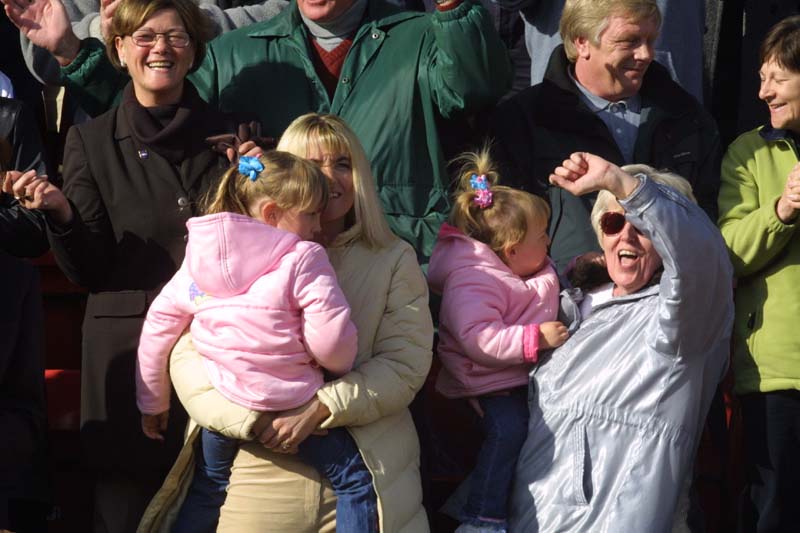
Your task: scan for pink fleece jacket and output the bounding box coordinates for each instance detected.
[428,223,560,398]
[136,213,357,415]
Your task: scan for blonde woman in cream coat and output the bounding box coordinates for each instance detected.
[138,113,433,533]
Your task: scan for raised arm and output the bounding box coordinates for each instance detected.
[427,0,512,118]
[551,152,734,357]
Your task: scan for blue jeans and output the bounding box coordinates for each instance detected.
[172,428,237,533]
[462,388,529,529]
[300,427,379,533]
[173,427,378,533]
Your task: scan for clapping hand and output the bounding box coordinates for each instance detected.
[3,169,73,224]
[776,162,800,224]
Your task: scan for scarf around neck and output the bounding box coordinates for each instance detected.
[121,81,209,164]
[301,0,367,51]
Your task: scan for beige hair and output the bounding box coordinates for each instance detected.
[450,148,550,263]
[203,151,328,217]
[277,113,395,249]
[590,164,696,243]
[106,0,212,72]
[560,0,661,62]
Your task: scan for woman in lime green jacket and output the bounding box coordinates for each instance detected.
[717,15,800,532]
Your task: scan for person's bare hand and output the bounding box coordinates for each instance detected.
[776,162,800,224]
[100,0,121,42]
[5,169,73,224]
[549,152,638,200]
[467,397,484,418]
[141,411,169,441]
[539,321,568,349]
[226,140,262,162]
[254,397,330,454]
[3,0,80,65]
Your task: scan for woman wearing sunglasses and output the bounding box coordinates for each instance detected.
[4,0,256,529]
[506,152,733,532]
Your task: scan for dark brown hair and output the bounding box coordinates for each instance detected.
[106,0,213,73]
[759,15,800,72]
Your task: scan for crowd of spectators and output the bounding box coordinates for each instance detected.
[1,0,799,532]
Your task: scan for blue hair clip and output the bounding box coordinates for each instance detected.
[239,156,264,182]
[469,173,492,208]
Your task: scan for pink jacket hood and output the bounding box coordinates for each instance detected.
[428,223,509,294]
[136,212,357,414]
[429,224,560,398]
[185,212,299,298]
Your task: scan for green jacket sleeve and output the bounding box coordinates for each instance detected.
[60,38,127,116]
[427,1,512,118]
[717,142,797,278]
[188,41,220,109]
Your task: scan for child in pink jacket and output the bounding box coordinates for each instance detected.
[428,149,567,533]
[136,153,376,533]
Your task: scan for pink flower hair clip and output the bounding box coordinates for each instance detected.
[470,173,493,209]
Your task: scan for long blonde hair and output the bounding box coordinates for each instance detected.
[277,113,395,249]
[203,151,328,217]
[450,148,550,262]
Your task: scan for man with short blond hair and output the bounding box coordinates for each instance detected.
[490,0,720,270]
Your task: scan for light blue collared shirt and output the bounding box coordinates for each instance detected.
[570,70,642,164]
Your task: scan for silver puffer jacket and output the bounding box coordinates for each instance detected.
[510,177,733,532]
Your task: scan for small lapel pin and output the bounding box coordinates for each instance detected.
[138,149,149,159]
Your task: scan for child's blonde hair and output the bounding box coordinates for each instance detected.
[450,148,550,261]
[203,151,329,217]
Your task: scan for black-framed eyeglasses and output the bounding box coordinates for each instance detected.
[130,30,191,48]
[600,211,626,235]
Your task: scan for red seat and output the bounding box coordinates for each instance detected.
[45,369,80,432]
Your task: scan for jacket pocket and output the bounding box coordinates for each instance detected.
[87,290,148,318]
[568,423,591,506]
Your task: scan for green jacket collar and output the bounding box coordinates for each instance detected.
[245,0,423,39]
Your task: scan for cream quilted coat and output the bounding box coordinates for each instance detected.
[137,235,433,532]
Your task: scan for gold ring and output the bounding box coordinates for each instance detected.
[281,442,291,450]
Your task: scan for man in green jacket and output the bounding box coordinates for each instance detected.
[15,0,512,261]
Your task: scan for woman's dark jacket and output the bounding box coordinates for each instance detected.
[0,97,49,258]
[0,251,48,528]
[48,82,237,472]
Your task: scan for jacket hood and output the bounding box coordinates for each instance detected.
[428,223,511,293]
[185,212,300,297]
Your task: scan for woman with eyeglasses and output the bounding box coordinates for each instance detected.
[505,152,733,532]
[4,0,255,529]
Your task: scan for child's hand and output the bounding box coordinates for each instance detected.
[141,412,169,441]
[539,321,568,349]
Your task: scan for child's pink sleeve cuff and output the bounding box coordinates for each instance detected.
[523,323,540,363]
